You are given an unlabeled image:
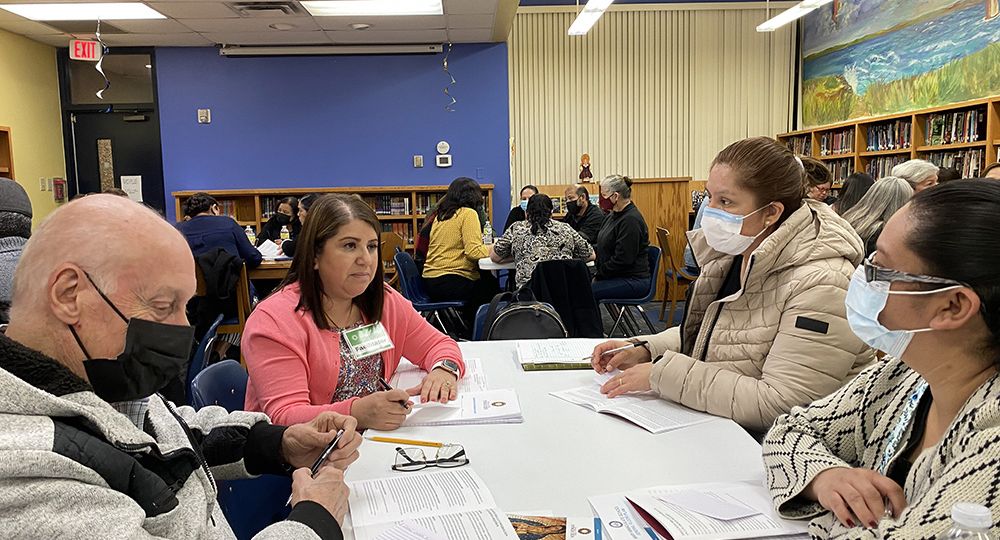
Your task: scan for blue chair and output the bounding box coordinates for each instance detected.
[598,246,661,337]
[189,360,292,540]
[393,251,466,335]
[186,314,225,404]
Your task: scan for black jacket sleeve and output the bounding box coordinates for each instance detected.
[287,501,345,540]
[598,215,644,276]
[579,209,605,245]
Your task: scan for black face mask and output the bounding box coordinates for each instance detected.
[69,272,195,403]
[566,200,581,215]
[274,213,292,226]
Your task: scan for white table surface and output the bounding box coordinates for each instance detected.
[478,258,595,271]
[342,340,764,537]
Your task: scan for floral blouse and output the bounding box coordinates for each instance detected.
[492,220,593,289]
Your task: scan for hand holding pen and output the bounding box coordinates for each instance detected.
[589,340,652,373]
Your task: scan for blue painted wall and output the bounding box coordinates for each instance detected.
[156,44,511,224]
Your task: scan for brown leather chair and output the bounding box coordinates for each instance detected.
[381,231,406,289]
[655,226,697,326]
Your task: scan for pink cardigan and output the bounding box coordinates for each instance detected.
[242,283,464,425]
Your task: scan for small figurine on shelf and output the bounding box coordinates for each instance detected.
[579,153,593,182]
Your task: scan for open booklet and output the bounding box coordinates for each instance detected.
[349,468,519,540]
[590,482,809,540]
[549,381,716,434]
[404,388,523,426]
[516,339,607,371]
[390,358,489,394]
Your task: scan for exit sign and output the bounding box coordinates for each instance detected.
[70,40,102,62]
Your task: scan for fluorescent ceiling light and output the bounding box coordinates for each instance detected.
[300,0,442,17]
[756,0,833,32]
[568,0,615,36]
[0,2,165,21]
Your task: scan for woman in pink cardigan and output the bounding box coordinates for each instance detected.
[243,194,464,430]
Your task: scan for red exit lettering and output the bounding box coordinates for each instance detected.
[70,40,100,61]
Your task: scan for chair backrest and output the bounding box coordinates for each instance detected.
[381,232,405,288]
[640,245,661,303]
[656,226,681,277]
[393,251,431,304]
[186,313,225,402]
[189,359,248,411]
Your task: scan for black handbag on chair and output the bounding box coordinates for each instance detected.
[482,287,568,340]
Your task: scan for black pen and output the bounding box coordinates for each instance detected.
[582,340,649,362]
[377,376,412,409]
[285,429,345,506]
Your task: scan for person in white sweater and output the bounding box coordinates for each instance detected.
[763,179,1000,538]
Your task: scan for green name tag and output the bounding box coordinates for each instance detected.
[343,322,394,359]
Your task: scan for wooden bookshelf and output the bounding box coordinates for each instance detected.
[0,127,14,180]
[173,185,495,251]
[779,95,1000,180]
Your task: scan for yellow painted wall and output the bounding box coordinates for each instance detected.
[0,29,66,225]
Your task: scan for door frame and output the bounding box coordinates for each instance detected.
[57,46,162,199]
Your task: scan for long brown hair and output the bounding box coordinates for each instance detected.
[711,137,805,224]
[279,194,384,329]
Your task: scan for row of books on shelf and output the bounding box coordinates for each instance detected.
[260,196,289,218]
[866,155,908,179]
[927,149,986,178]
[866,120,912,151]
[784,135,812,156]
[925,109,985,146]
[819,128,855,156]
[363,195,412,215]
[217,200,237,218]
[691,190,707,212]
[416,193,445,214]
[381,222,414,244]
[829,159,854,184]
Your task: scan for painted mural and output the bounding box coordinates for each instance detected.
[801,0,1000,126]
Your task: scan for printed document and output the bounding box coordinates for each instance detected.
[550,385,716,434]
[404,388,523,426]
[391,358,488,394]
[516,339,606,370]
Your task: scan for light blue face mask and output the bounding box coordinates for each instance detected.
[519,200,528,211]
[845,263,963,359]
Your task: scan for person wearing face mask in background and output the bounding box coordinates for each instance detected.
[590,137,873,434]
[502,185,538,233]
[562,184,606,245]
[280,192,320,258]
[764,179,1000,537]
[0,195,362,539]
[257,196,301,247]
[591,175,650,302]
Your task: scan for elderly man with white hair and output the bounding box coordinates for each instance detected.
[891,158,939,193]
[0,195,359,539]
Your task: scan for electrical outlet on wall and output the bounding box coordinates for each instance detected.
[413,155,424,168]
[197,109,211,124]
[39,177,47,191]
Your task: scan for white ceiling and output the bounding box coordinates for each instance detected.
[0,0,513,48]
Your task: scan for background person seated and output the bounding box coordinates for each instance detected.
[244,194,464,431]
[490,193,594,290]
[502,184,538,233]
[841,176,913,257]
[0,178,31,324]
[258,196,301,246]
[422,177,499,332]
[892,158,939,193]
[562,184,605,245]
[764,180,1000,537]
[175,192,263,268]
[0,194,360,539]
[591,175,650,301]
[281,192,320,258]
[591,137,872,434]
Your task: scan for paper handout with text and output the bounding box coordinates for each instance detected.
[349,469,519,540]
[391,358,489,394]
[516,339,606,370]
[625,482,810,540]
[550,384,716,434]
[404,388,523,426]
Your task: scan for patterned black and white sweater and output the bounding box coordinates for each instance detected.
[763,357,1000,539]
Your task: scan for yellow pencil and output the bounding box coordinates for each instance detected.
[366,436,444,448]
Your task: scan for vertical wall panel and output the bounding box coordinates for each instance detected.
[508,6,796,198]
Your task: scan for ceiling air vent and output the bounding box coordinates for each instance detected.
[228,1,301,17]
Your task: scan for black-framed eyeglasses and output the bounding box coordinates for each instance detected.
[392,445,469,472]
[863,253,967,288]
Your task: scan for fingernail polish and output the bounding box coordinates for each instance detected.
[868,521,877,528]
[846,519,855,528]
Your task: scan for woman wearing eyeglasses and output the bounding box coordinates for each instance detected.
[763,179,1000,537]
